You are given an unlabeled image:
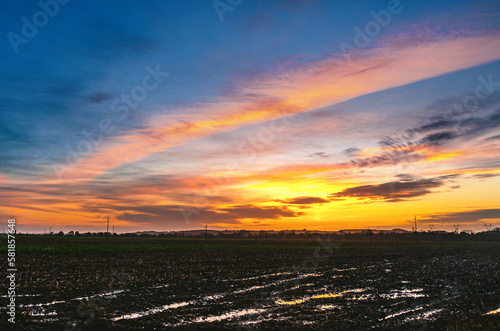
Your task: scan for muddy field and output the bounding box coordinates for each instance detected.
[1,237,500,330]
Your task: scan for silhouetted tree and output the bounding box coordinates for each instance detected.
[365,229,374,242]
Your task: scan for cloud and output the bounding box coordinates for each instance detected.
[350,149,426,168]
[220,204,304,219]
[406,95,500,147]
[46,33,500,183]
[416,120,454,132]
[485,134,500,141]
[115,203,304,227]
[276,196,330,205]
[343,148,360,157]
[309,152,329,158]
[419,131,458,146]
[394,174,421,181]
[426,90,500,121]
[469,173,500,180]
[351,99,500,171]
[421,208,500,224]
[87,93,113,104]
[329,176,453,202]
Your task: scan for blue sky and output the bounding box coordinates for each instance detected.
[1,0,500,232]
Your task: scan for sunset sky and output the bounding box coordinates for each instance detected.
[1,0,500,233]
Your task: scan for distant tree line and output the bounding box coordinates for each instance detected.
[13,228,500,241]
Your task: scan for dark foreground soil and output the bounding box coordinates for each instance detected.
[1,239,499,330]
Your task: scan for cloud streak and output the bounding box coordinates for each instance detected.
[115,204,304,227]
[422,208,500,224]
[329,176,458,202]
[276,196,330,205]
[49,33,500,183]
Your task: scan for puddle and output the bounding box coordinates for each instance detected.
[351,294,374,301]
[1,293,41,298]
[403,308,443,322]
[242,314,291,326]
[276,293,342,306]
[73,289,128,301]
[20,300,66,308]
[284,283,314,292]
[380,288,426,299]
[29,309,58,317]
[203,294,225,301]
[32,318,60,323]
[112,300,195,321]
[313,293,342,299]
[111,273,321,321]
[381,306,423,320]
[485,307,500,315]
[237,272,293,282]
[341,287,371,294]
[233,285,265,294]
[334,267,357,272]
[192,308,266,323]
[276,298,308,306]
[20,289,129,308]
[317,304,341,310]
[151,284,169,289]
[233,273,322,294]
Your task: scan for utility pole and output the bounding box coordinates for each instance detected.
[428,225,434,232]
[484,224,492,231]
[414,215,418,242]
[106,216,110,239]
[453,224,460,234]
[205,224,208,240]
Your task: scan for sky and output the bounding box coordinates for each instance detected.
[1,0,500,233]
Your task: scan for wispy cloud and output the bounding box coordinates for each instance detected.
[115,203,304,227]
[422,208,500,224]
[329,175,459,202]
[276,196,330,205]
[49,33,500,183]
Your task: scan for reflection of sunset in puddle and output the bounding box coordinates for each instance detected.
[276,293,342,306]
[485,307,500,315]
[276,298,307,306]
[312,293,342,299]
[318,304,341,311]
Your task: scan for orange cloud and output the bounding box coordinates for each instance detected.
[47,34,500,185]
[425,152,463,163]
